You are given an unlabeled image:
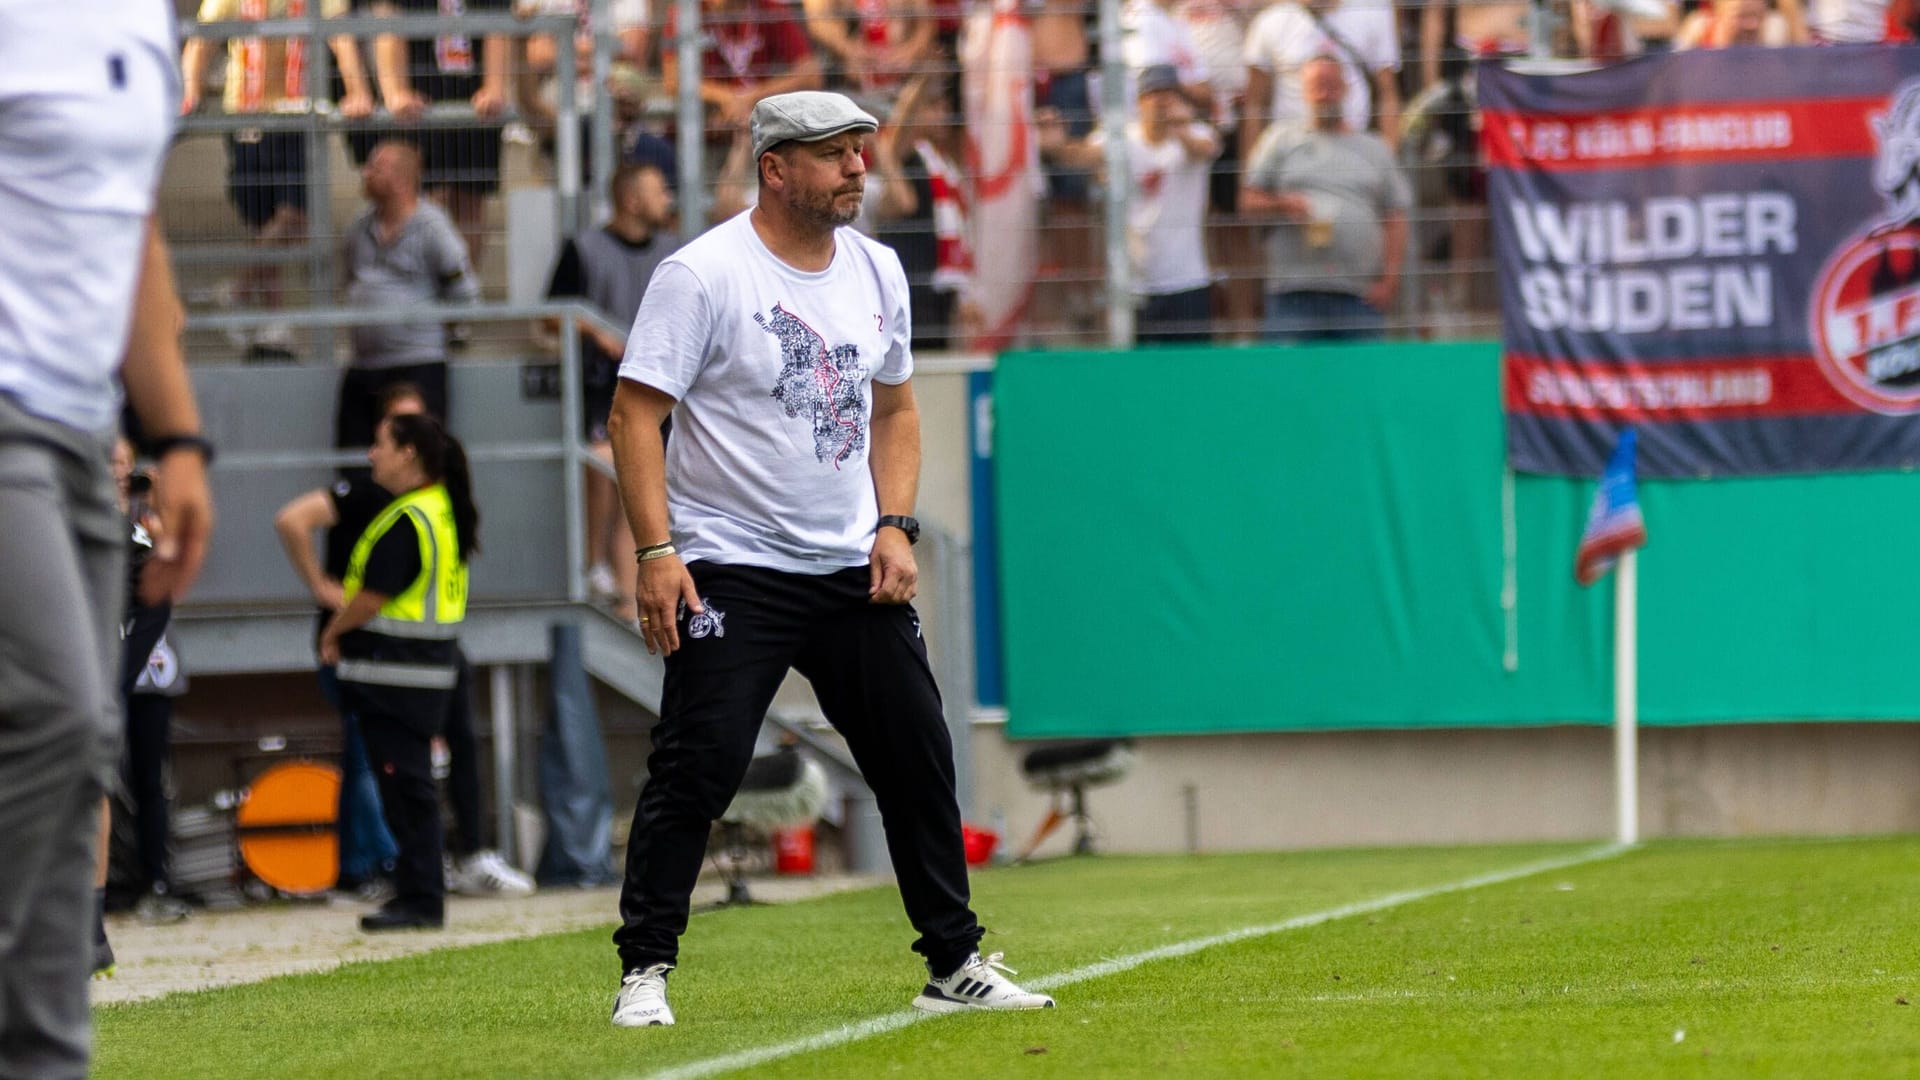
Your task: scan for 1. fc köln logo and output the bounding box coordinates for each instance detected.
[1811,79,1920,414]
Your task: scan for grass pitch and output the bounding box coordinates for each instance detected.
[94,838,1920,1078]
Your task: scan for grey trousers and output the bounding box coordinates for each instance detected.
[0,393,125,1080]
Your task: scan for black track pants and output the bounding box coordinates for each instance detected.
[613,562,982,976]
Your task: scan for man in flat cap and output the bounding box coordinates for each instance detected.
[605,90,1056,1027]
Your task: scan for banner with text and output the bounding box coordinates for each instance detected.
[1484,47,1920,477]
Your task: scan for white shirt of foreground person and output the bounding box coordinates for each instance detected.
[617,210,914,573]
[0,0,179,432]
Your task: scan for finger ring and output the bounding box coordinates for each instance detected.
[640,616,650,623]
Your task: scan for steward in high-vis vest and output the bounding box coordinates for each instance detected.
[336,482,467,697]
[320,413,480,933]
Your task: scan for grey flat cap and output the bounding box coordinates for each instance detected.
[750,91,880,160]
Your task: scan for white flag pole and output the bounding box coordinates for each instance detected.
[1613,549,1640,846]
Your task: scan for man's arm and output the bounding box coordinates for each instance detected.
[473,33,511,117]
[801,0,862,65]
[273,489,344,608]
[432,216,483,303]
[1372,66,1401,147]
[180,37,210,114]
[331,34,376,117]
[1419,0,1448,89]
[121,219,215,605]
[1240,63,1272,160]
[371,2,426,118]
[608,379,701,655]
[1367,209,1407,310]
[742,56,824,108]
[867,378,920,604]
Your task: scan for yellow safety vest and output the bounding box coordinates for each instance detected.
[337,483,468,690]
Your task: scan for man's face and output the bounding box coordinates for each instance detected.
[1301,59,1346,119]
[771,132,868,229]
[1725,0,1765,34]
[362,146,408,201]
[621,168,676,229]
[1138,87,1189,126]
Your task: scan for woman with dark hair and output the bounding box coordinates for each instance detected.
[320,413,478,931]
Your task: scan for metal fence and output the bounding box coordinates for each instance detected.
[162,0,1739,357]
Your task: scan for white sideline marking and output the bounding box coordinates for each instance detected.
[634,844,1630,1080]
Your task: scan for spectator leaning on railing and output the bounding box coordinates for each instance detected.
[1040,64,1222,344]
[663,0,823,138]
[543,163,682,622]
[516,0,654,184]
[180,0,377,361]
[1242,54,1407,343]
[802,0,938,97]
[337,140,481,449]
[369,0,512,286]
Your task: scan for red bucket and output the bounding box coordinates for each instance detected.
[961,824,999,867]
[772,825,815,875]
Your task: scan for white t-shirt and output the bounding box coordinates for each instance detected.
[1177,0,1252,125]
[1091,122,1220,295]
[0,0,178,433]
[618,211,915,573]
[1810,0,1887,40]
[1123,0,1210,86]
[1243,0,1398,135]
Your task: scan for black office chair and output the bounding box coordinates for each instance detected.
[708,745,829,906]
[1015,740,1135,861]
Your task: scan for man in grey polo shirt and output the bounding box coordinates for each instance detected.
[337,139,481,450]
[1242,55,1409,342]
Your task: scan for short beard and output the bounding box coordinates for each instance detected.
[789,184,862,229]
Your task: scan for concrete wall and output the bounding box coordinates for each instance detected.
[967,724,1920,859]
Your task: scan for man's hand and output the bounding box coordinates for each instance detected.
[868,528,918,604]
[471,85,507,119]
[1035,106,1068,154]
[338,88,375,120]
[636,555,703,656]
[1364,273,1400,311]
[386,87,428,121]
[180,88,201,116]
[137,450,214,606]
[718,89,755,128]
[1269,192,1311,221]
[318,628,342,665]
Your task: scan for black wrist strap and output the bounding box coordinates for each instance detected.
[147,434,216,466]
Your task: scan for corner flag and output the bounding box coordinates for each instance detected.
[1574,429,1647,587]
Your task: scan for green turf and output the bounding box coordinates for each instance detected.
[93,838,1920,1079]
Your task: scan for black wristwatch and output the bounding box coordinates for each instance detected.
[147,433,217,466]
[877,514,920,545]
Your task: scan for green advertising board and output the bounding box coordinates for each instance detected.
[992,343,1920,738]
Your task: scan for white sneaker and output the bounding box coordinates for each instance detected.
[451,850,536,897]
[612,963,675,1027]
[911,952,1056,1013]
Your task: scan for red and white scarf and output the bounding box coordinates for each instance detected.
[917,140,974,294]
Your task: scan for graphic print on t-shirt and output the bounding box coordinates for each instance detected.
[756,302,867,469]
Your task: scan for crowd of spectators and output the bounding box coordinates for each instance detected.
[167,0,1911,351]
